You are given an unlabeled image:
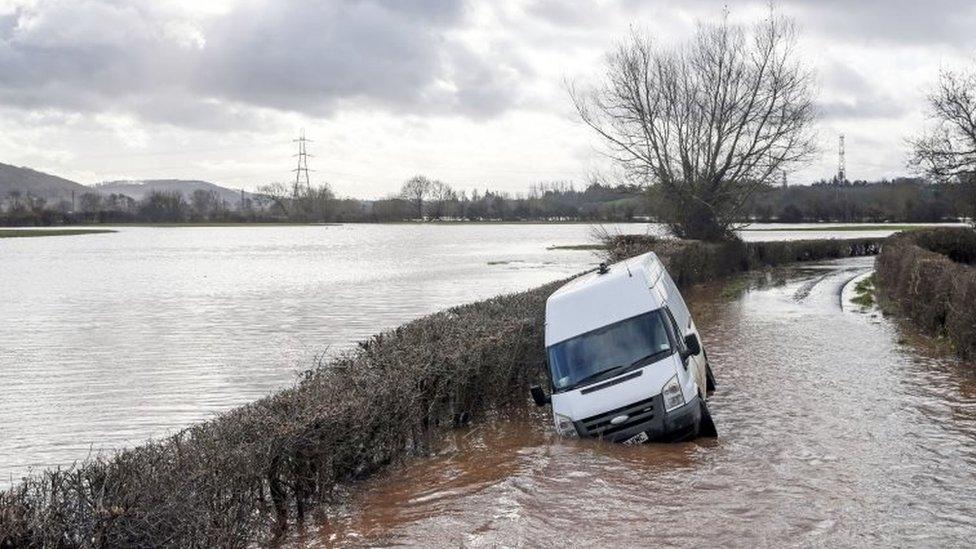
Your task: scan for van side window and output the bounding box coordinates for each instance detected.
[664,307,687,354]
[661,271,691,330]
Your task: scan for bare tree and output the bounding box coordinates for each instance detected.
[427,180,458,219]
[79,192,103,214]
[257,182,292,217]
[909,66,976,225]
[297,183,336,222]
[572,12,817,240]
[256,181,336,221]
[191,189,219,219]
[400,175,433,219]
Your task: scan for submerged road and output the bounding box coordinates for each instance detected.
[306,257,976,548]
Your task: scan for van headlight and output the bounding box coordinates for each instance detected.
[662,375,686,412]
[554,413,578,437]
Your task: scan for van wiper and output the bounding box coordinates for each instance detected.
[630,349,670,368]
[565,363,631,391]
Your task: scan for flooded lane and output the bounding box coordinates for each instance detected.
[310,257,976,547]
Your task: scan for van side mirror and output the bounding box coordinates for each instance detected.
[530,384,551,407]
[683,334,702,357]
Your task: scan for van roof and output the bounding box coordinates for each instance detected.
[545,252,666,346]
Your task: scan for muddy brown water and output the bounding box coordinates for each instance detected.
[297,257,976,548]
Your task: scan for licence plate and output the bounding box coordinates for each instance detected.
[622,431,649,445]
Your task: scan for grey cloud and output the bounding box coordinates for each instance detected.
[610,0,976,49]
[2,0,972,132]
[376,0,465,24]
[0,11,17,38]
[817,99,906,121]
[821,62,874,95]
[0,0,526,127]
[816,61,908,121]
[0,1,196,111]
[196,0,524,118]
[128,94,286,132]
[526,0,597,27]
[783,0,976,47]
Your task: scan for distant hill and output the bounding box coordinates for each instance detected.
[0,162,256,210]
[0,162,88,203]
[93,180,253,206]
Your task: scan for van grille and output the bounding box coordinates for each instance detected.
[576,395,659,439]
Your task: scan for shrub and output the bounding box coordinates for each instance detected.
[0,281,559,548]
[602,235,883,285]
[903,226,976,265]
[875,228,976,359]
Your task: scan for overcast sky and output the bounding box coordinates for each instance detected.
[1,0,975,198]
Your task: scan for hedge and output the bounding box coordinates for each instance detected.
[875,227,976,359]
[0,281,558,548]
[603,235,883,286]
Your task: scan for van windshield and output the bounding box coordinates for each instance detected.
[547,309,673,392]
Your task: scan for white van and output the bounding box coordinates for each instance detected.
[530,252,717,443]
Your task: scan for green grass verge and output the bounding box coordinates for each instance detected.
[0,229,116,238]
[720,275,754,300]
[851,274,876,308]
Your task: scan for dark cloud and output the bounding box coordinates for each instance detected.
[196,0,521,118]
[1,0,973,131]
[0,0,525,127]
[0,1,196,112]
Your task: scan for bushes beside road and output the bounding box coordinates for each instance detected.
[0,282,557,548]
[603,234,882,286]
[875,227,976,359]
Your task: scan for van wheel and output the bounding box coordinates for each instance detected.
[705,364,717,395]
[698,399,718,438]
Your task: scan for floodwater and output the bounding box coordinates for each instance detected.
[2,221,911,483]
[0,222,965,491]
[0,223,643,484]
[307,257,976,548]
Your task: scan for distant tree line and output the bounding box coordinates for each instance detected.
[0,180,649,226]
[0,189,256,225]
[740,178,974,223]
[386,177,646,222]
[2,174,973,227]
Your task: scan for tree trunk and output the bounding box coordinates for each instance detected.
[674,201,728,241]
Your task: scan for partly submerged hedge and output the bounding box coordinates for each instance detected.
[0,282,558,548]
[876,228,976,359]
[603,235,882,286]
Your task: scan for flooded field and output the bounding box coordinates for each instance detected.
[0,223,626,484]
[307,257,976,547]
[0,222,924,484]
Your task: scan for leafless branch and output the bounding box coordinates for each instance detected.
[571,10,817,239]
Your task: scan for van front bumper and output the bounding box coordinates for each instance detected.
[574,394,702,443]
